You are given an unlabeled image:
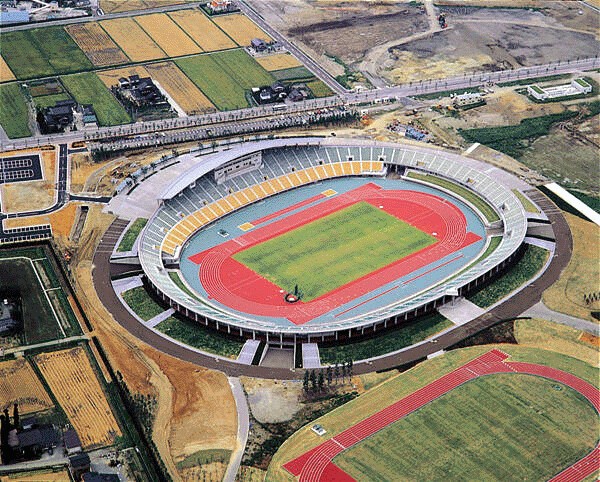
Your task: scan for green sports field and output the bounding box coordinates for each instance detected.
[334,374,598,481]
[233,202,436,301]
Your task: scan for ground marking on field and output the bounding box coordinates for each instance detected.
[238,222,254,231]
[322,189,337,197]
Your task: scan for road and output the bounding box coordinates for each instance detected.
[91,188,573,379]
[223,377,250,482]
[2,56,598,153]
[522,301,600,336]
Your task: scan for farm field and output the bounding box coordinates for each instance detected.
[1,27,92,80]
[234,202,436,301]
[267,346,599,482]
[175,54,248,111]
[306,80,334,98]
[100,0,196,13]
[61,72,132,126]
[33,93,72,109]
[100,17,166,62]
[255,53,302,71]
[35,347,122,450]
[0,468,71,482]
[168,10,237,52]
[134,13,201,57]
[65,23,130,67]
[0,257,62,344]
[0,56,15,82]
[334,374,598,481]
[144,62,215,115]
[211,49,274,90]
[213,13,272,46]
[0,358,53,414]
[0,83,31,139]
[97,65,151,89]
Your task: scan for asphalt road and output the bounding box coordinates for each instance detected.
[91,189,572,379]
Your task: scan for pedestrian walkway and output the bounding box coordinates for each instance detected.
[524,237,556,251]
[146,308,174,328]
[302,343,321,369]
[438,297,486,326]
[237,339,261,365]
[522,301,599,336]
[111,275,143,295]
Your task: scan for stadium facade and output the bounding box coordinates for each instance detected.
[138,138,527,345]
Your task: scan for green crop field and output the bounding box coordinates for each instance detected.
[334,374,597,481]
[233,202,436,301]
[1,27,92,80]
[33,93,72,109]
[0,257,61,344]
[306,80,334,98]
[176,50,273,111]
[61,72,131,126]
[211,49,274,90]
[0,83,31,139]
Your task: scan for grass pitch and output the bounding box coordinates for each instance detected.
[334,374,598,481]
[233,202,436,302]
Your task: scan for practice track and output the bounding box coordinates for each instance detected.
[283,349,600,482]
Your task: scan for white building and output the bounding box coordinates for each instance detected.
[453,92,483,106]
[527,78,592,101]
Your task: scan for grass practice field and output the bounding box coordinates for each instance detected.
[268,346,599,482]
[334,374,598,481]
[1,27,92,80]
[61,72,131,126]
[0,83,31,138]
[233,202,436,301]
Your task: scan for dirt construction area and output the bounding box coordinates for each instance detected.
[249,1,599,85]
[242,378,303,423]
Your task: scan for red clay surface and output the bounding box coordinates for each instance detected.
[189,183,481,324]
[283,350,600,482]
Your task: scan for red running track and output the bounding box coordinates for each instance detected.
[283,350,600,482]
[189,183,481,324]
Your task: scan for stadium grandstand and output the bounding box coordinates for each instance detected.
[135,138,528,345]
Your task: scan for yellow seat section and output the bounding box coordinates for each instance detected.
[323,164,335,177]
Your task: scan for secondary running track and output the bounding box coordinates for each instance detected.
[283,350,600,482]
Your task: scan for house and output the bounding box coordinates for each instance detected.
[251,38,267,51]
[82,105,98,127]
[16,426,60,459]
[0,299,20,336]
[453,92,483,107]
[69,452,91,481]
[116,75,166,108]
[38,100,77,134]
[64,428,82,455]
[206,0,232,13]
[271,81,286,94]
[82,473,120,482]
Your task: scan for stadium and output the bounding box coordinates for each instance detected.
[137,137,528,345]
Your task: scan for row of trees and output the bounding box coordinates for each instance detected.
[0,404,19,465]
[303,361,354,393]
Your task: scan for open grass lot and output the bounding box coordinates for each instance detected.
[134,13,201,57]
[117,218,148,252]
[515,318,598,367]
[234,202,436,302]
[122,286,166,321]
[156,316,243,358]
[407,171,499,223]
[61,72,131,126]
[468,244,549,308]
[213,13,272,46]
[267,345,599,482]
[544,213,600,322]
[176,50,273,111]
[100,17,166,62]
[35,347,122,450]
[1,27,92,80]
[0,56,15,82]
[65,23,130,67]
[144,62,215,115]
[0,83,31,139]
[319,313,453,364]
[168,10,237,52]
[306,80,334,98]
[271,66,314,83]
[334,374,598,481]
